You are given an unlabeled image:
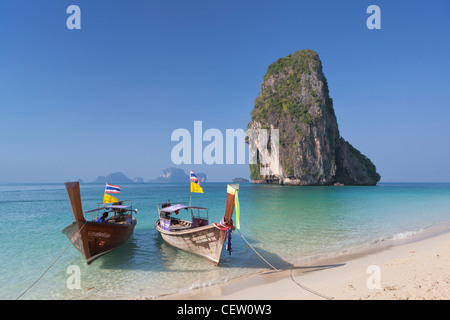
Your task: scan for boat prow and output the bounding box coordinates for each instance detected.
[62,182,137,264]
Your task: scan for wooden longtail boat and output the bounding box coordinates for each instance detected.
[154,184,239,265]
[62,182,137,264]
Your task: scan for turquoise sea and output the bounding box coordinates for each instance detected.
[1,182,449,300]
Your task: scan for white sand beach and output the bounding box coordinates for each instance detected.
[155,231,450,300]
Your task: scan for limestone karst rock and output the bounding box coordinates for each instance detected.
[248,50,380,185]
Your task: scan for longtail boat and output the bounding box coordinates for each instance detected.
[155,184,239,265]
[62,181,137,264]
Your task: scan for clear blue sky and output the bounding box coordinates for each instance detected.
[1,0,449,183]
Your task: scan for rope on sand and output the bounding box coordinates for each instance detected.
[289,268,334,300]
[236,229,334,300]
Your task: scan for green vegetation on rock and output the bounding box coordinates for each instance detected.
[247,49,381,186]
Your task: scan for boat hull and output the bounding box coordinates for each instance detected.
[63,219,136,264]
[155,220,227,265]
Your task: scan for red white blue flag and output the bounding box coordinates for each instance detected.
[105,183,121,194]
[190,170,201,185]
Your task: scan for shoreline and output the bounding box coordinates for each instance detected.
[152,226,450,300]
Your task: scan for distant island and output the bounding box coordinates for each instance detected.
[92,169,207,184]
[247,49,380,186]
[232,177,249,183]
[94,172,140,184]
[152,167,207,183]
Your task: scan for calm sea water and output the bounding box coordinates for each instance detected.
[1,182,449,300]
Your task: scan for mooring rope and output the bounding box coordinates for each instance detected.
[236,229,279,271]
[236,229,334,300]
[289,268,334,300]
[17,222,333,300]
[15,221,87,300]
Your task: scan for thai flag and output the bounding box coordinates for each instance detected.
[190,170,201,185]
[105,183,121,194]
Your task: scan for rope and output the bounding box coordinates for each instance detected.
[236,229,334,300]
[236,229,279,271]
[16,221,87,300]
[17,221,334,300]
[289,268,334,300]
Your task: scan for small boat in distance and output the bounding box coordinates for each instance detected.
[62,181,137,264]
[155,184,239,265]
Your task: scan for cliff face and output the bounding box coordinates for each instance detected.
[248,50,380,185]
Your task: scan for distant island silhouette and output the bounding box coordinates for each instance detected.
[151,167,207,183]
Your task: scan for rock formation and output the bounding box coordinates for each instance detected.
[94,172,134,184]
[248,49,380,185]
[153,167,207,183]
[232,177,250,183]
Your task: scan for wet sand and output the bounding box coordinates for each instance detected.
[154,230,450,300]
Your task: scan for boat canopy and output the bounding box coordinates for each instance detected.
[105,205,130,209]
[85,205,130,213]
[160,204,208,213]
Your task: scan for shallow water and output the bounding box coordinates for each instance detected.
[1,182,449,299]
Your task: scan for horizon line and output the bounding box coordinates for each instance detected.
[2,181,450,185]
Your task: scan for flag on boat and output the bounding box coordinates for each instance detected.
[190,170,203,193]
[105,183,121,194]
[103,193,118,204]
[227,184,240,229]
